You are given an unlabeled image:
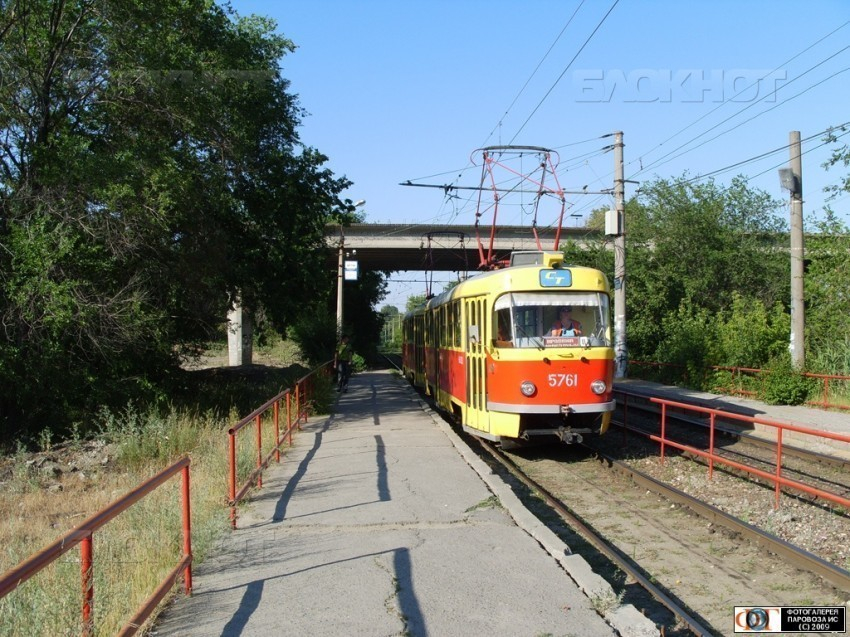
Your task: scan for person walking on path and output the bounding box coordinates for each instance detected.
[335,334,354,392]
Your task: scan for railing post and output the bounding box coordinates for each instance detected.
[295,384,302,431]
[229,432,237,530]
[255,414,263,489]
[708,413,716,480]
[659,403,667,465]
[81,534,93,637]
[301,378,309,424]
[181,464,193,595]
[274,400,281,463]
[286,392,293,445]
[775,428,783,510]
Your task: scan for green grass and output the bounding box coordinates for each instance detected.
[0,351,332,636]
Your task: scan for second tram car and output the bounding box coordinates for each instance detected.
[402,251,615,446]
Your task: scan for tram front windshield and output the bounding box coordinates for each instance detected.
[493,292,611,349]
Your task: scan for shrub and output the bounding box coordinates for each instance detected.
[652,302,715,387]
[713,294,789,368]
[759,357,813,405]
[287,315,336,367]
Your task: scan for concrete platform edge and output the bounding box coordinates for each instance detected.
[396,378,660,637]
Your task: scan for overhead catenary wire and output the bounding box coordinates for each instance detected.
[683,120,850,184]
[479,0,587,150]
[625,20,850,178]
[401,0,621,232]
[401,14,849,241]
[744,125,850,183]
[630,49,850,180]
[406,2,597,229]
[509,0,621,144]
[388,17,850,309]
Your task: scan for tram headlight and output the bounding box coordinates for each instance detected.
[590,380,607,395]
[520,380,537,397]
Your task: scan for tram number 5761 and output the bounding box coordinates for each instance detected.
[548,373,578,387]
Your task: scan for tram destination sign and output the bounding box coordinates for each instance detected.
[539,269,572,287]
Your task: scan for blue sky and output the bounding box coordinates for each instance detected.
[227,0,850,309]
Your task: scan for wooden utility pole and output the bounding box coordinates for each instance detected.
[613,131,627,378]
[788,131,805,370]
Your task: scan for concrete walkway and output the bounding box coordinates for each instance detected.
[154,370,656,637]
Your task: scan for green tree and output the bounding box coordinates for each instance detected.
[341,268,390,362]
[0,0,351,436]
[380,305,403,351]
[803,211,850,372]
[406,294,427,312]
[557,175,794,377]
[822,124,850,199]
[805,127,850,374]
[624,175,788,361]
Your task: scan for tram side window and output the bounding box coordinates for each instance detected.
[450,302,458,347]
[494,308,513,346]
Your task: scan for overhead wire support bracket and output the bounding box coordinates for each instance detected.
[399,181,608,195]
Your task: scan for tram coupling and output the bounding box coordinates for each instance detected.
[521,426,585,444]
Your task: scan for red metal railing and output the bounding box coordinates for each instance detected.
[630,360,850,412]
[618,390,850,510]
[0,456,192,636]
[227,362,331,529]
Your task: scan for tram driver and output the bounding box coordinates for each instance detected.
[550,306,582,336]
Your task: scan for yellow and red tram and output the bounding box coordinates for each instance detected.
[402,251,615,446]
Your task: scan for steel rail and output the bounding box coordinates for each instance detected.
[594,447,850,594]
[614,392,850,510]
[474,438,714,637]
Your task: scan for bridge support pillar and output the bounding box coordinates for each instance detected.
[227,301,253,366]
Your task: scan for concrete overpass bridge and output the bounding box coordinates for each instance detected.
[230,223,601,366]
[324,223,602,272]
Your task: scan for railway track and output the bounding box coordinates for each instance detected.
[475,437,714,636]
[612,399,850,502]
[489,439,848,635]
[589,442,850,591]
[382,355,850,634]
[614,393,850,467]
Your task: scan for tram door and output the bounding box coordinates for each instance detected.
[434,305,448,398]
[413,313,425,387]
[463,296,488,433]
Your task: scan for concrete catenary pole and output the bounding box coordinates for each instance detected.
[336,200,366,337]
[613,131,627,378]
[789,131,805,370]
[336,234,345,337]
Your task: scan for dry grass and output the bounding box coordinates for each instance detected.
[0,342,330,637]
